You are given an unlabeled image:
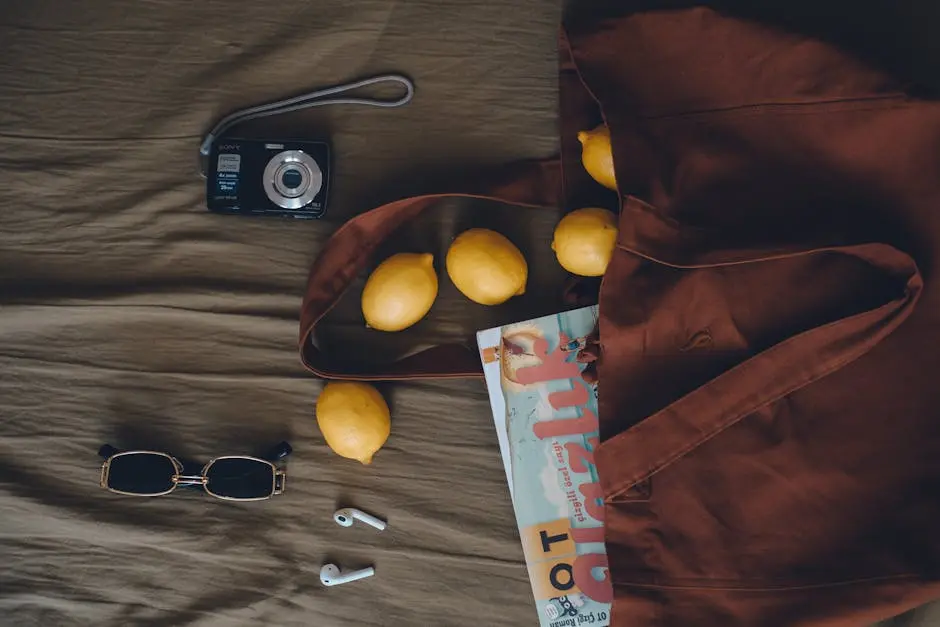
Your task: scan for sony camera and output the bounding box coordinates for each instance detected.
[205,138,330,219]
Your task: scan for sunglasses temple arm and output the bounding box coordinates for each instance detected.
[98,444,121,459]
[264,441,292,462]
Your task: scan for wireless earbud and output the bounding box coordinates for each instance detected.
[333,507,387,531]
[319,563,375,587]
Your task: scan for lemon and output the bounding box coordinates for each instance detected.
[578,125,618,191]
[446,229,528,305]
[316,382,391,465]
[361,253,438,332]
[551,208,619,277]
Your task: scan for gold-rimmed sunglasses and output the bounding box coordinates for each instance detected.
[98,442,290,501]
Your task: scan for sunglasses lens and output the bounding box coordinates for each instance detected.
[204,458,275,500]
[107,453,176,495]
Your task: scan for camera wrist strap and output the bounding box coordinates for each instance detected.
[199,73,415,176]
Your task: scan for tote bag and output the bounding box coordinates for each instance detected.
[301,5,940,625]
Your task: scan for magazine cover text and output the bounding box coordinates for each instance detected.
[478,305,611,627]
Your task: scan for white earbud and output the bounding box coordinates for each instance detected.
[319,563,375,587]
[333,507,387,531]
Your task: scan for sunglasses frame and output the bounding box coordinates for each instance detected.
[99,447,287,501]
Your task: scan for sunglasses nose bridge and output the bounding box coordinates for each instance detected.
[174,474,208,487]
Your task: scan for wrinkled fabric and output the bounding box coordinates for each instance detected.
[0,1,564,625]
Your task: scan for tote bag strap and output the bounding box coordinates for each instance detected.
[298,157,563,380]
[298,22,618,380]
[557,4,931,496]
[595,196,923,499]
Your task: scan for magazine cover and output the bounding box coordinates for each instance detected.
[477,305,612,627]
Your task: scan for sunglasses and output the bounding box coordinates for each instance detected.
[98,441,291,501]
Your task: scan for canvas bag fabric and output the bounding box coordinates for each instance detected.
[300,4,940,626]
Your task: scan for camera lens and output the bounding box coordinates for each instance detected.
[274,164,307,197]
[263,150,323,210]
[281,168,303,190]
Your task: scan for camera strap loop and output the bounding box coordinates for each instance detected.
[199,74,415,176]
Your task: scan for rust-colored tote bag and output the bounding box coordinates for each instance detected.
[301,4,940,626]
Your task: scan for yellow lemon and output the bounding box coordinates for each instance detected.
[578,124,618,191]
[361,253,438,332]
[446,229,528,305]
[316,381,391,465]
[551,208,619,277]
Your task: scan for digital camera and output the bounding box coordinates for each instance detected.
[205,138,330,219]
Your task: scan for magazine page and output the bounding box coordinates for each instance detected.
[478,305,611,627]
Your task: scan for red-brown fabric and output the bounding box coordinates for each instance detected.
[574,7,940,626]
[300,4,940,625]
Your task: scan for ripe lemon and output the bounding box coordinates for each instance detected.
[578,124,618,191]
[446,229,528,305]
[316,381,391,465]
[551,208,619,277]
[361,253,438,332]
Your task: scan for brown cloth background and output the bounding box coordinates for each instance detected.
[0,1,937,625]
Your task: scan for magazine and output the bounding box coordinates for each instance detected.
[477,305,612,627]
